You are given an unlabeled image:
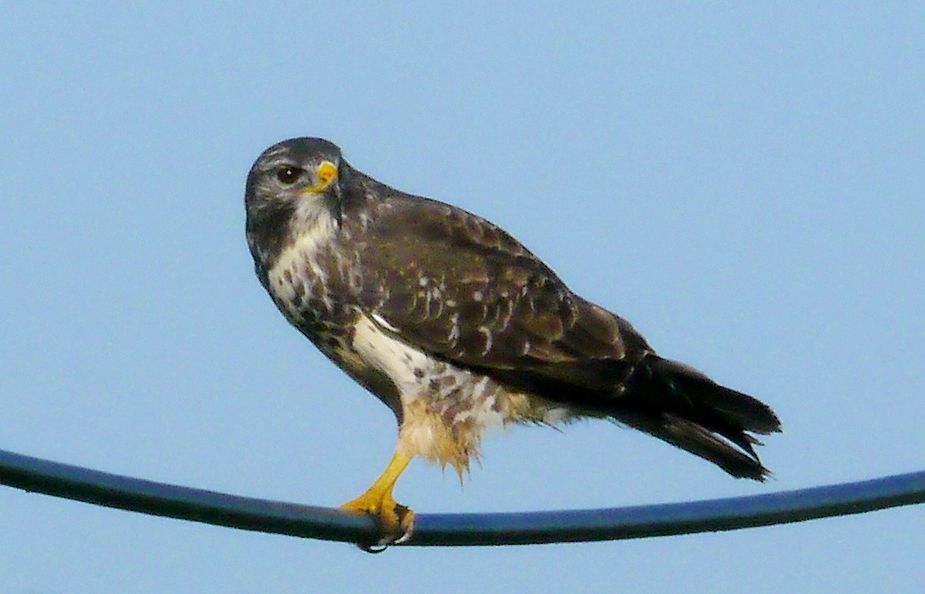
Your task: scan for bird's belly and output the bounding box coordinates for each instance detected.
[349,313,568,473]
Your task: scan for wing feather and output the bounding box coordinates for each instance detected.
[352,195,648,388]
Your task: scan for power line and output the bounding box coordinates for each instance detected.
[2,447,923,549]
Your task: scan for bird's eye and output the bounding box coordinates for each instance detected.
[275,166,302,185]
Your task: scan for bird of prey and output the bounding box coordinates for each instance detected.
[245,137,781,547]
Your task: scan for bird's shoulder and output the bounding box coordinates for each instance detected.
[344,174,537,265]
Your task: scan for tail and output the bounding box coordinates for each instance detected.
[612,355,781,480]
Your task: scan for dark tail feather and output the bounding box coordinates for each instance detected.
[612,355,782,481]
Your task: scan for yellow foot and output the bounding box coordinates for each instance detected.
[340,451,414,550]
[341,489,415,550]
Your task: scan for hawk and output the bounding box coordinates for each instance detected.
[245,137,781,546]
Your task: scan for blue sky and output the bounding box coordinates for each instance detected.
[1,2,924,592]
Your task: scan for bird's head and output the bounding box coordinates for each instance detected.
[245,137,347,270]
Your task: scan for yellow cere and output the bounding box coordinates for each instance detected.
[317,161,338,187]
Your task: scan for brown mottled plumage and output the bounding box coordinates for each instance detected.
[244,137,781,547]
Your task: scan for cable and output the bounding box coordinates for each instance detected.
[2,447,923,548]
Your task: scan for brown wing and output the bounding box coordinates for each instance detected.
[352,194,651,390]
[347,190,779,481]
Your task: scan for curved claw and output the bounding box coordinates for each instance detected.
[341,492,415,549]
[339,451,414,550]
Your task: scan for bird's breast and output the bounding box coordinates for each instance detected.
[264,231,362,327]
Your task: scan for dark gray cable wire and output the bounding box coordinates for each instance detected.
[2,447,923,548]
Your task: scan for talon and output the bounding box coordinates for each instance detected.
[339,451,414,549]
[341,493,415,543]
[392,503,415,544]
